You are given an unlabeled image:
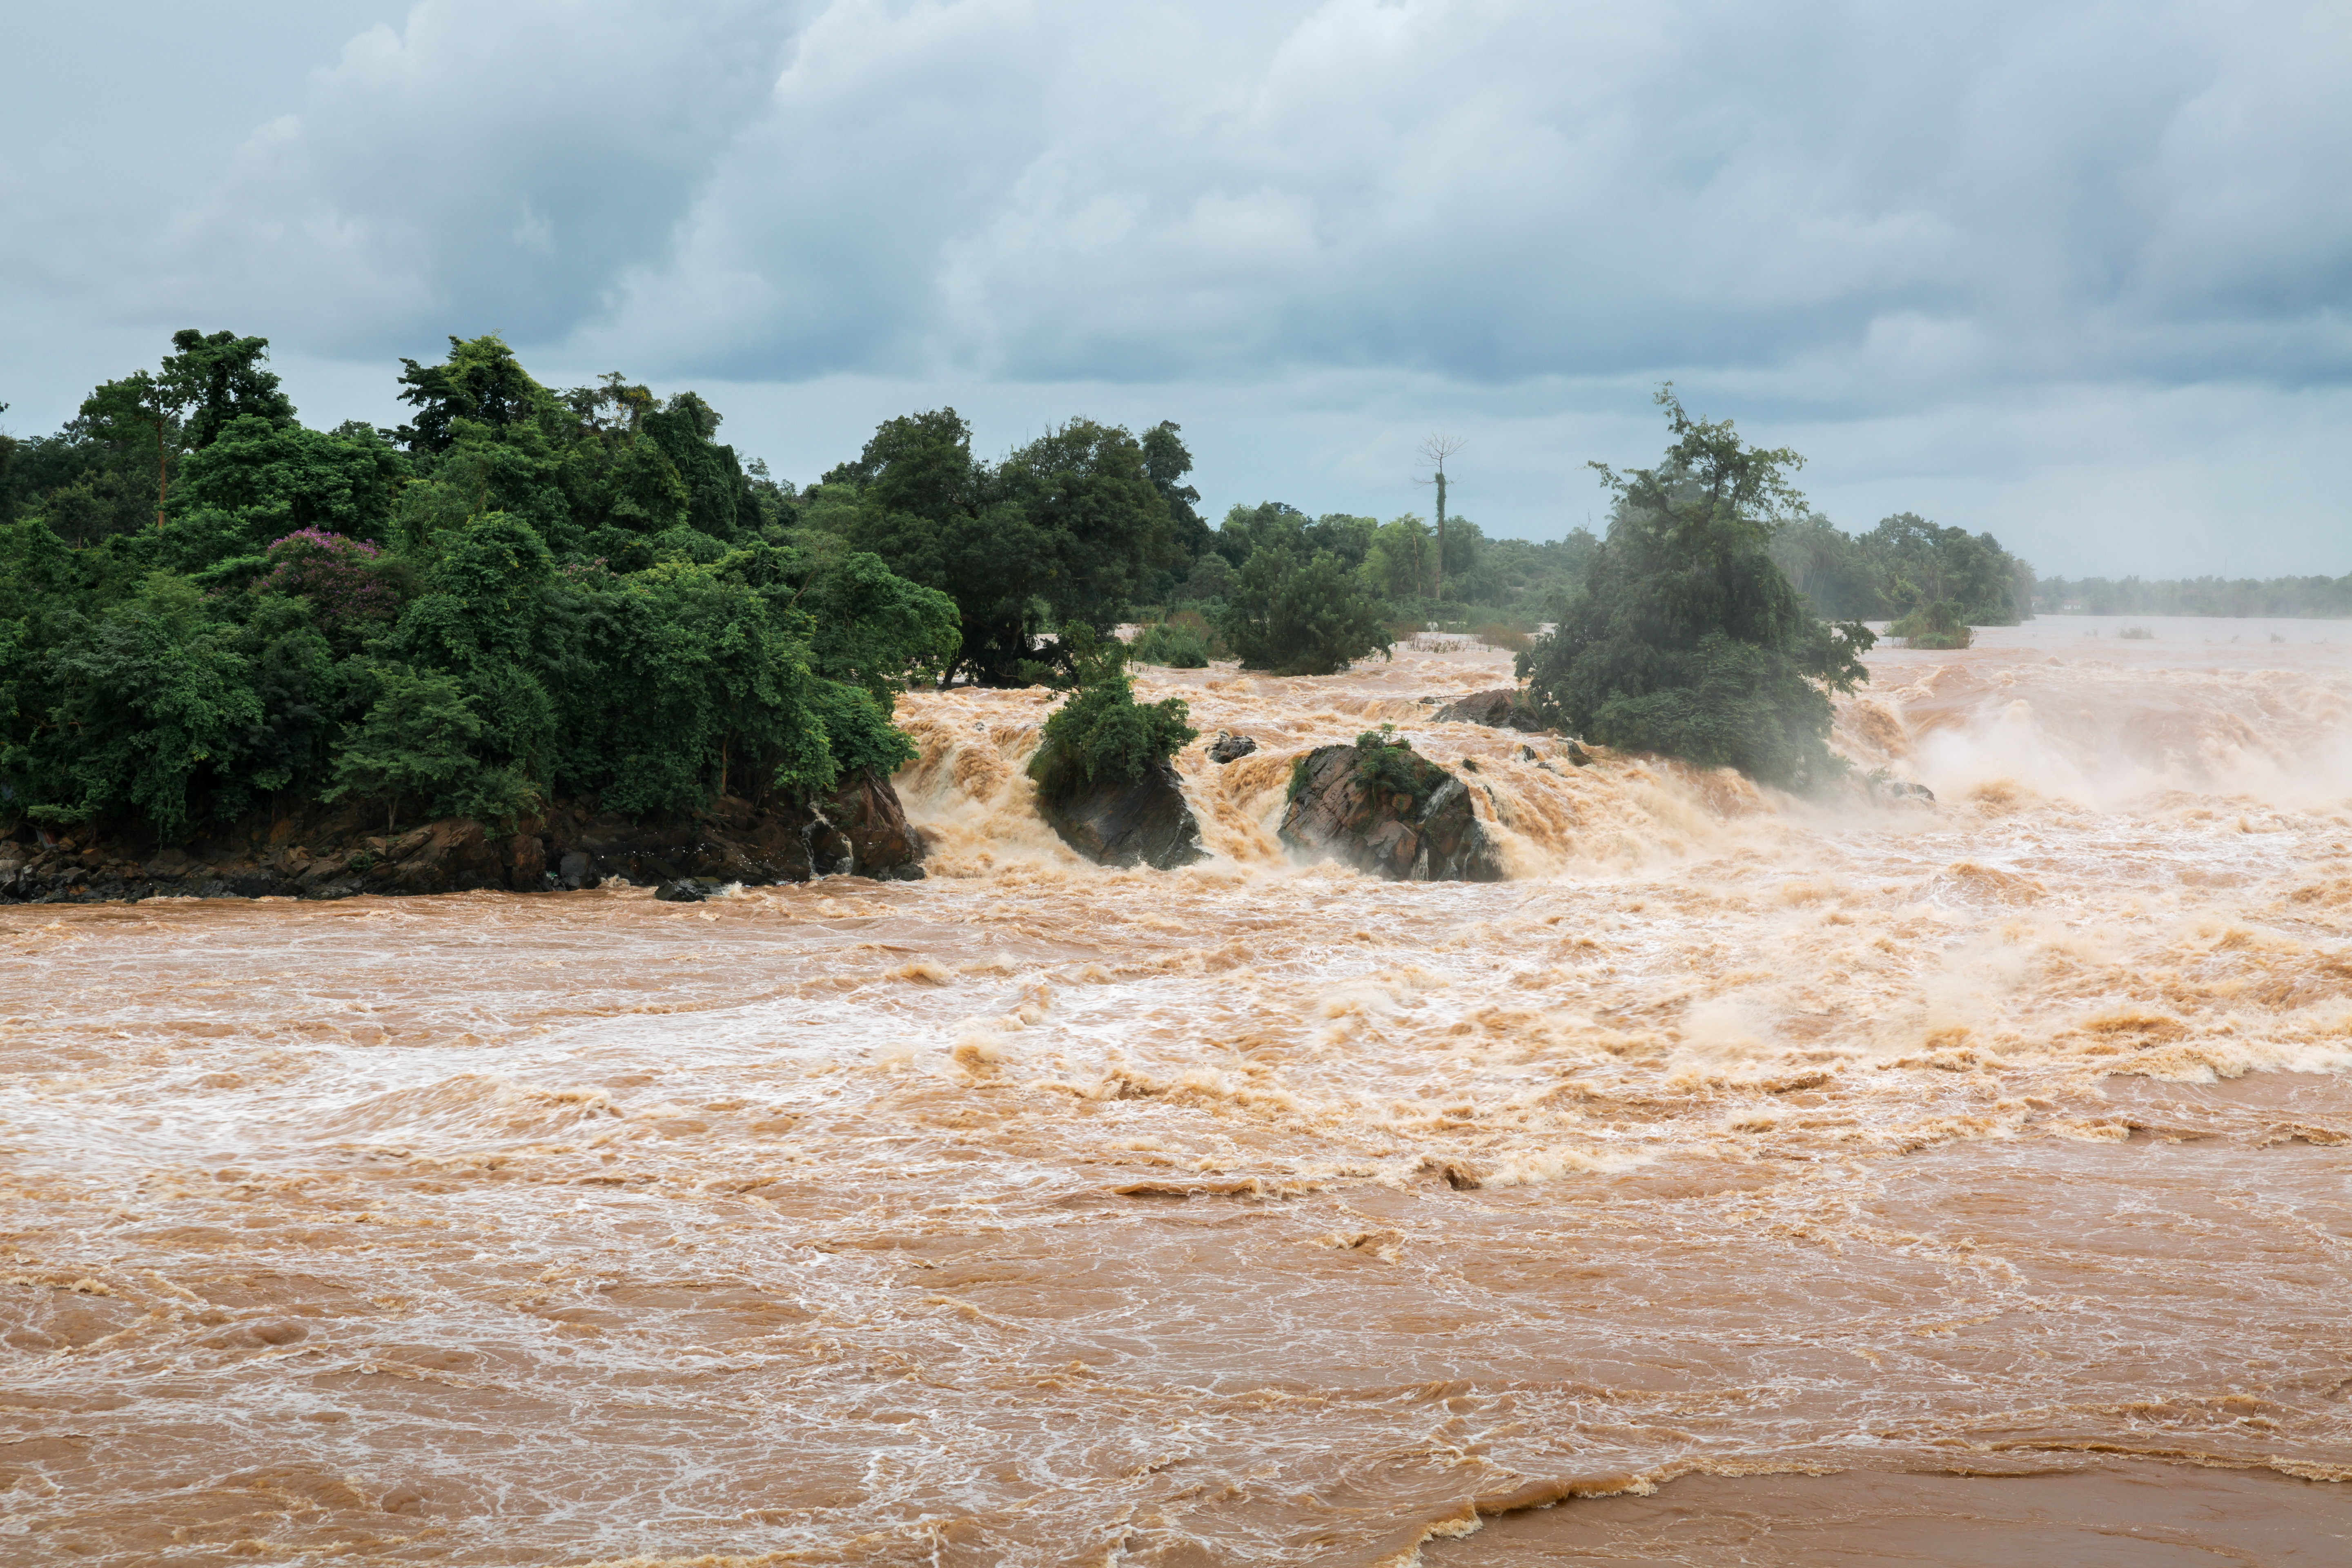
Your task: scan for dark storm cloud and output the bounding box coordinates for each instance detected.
[3,0,2346,572]
[68,0,2343,399]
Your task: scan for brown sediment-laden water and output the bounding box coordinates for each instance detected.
[3,616,2349,1565]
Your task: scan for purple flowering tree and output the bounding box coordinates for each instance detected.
[258,528,402,637]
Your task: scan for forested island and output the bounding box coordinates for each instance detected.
[0,330,2270,899]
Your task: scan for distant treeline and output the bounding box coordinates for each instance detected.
[1768,513,2034,626]
[2033,574,2352,618]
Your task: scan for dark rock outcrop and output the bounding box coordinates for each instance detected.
[1278,741,1505,882]
[0,767,924,905]
[1208,732,1259,764]
[1432,687,1546,732]
[1869,776,1936,808]
[1036,760,1205,870]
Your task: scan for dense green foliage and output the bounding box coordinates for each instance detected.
[1026,629,1197,800]
[1771,511,2034,625]
[0,331,956,844]
[1177,499,1584,624]
[1517,389,1875,790]
[1218,547,1394,675]
[2034,573,2352,618]
[809,410,1191,685]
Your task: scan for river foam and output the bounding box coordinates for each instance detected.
[2,617,2347,1563]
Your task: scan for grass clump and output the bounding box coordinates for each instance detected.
[1351,726,1439,810]
[1477,621,1534,653]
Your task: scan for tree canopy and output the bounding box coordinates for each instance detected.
[1517,388,1875,789]
[0,330,955,845]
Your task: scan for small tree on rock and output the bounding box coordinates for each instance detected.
[1027,627,1197,801]
[1516,387,1874,789]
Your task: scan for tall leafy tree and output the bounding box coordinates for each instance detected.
[78,372,183,528]
[395,334,548,452]
[160,330,296,450]
[325,666,486,833]
[1517,387,1875,788]
[824,410,1178,684]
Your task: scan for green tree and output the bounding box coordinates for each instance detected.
[164,416,410,571]
[160,330,296,450]
[14,571,265,841]
[1027,627,1196,801]
[78,371,183,528]
[326,666,485,832]
[1218,548,1393,675]
[1361,513,1434,601]
[395,334,550,453]
[1517,387,1875,789]
[1140,420,1209,560]
[826,410,1177,685]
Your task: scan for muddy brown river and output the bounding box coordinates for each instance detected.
[4,617,2349,1564]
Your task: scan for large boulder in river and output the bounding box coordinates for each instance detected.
[1036,760,1206,870]
[1279,739,1504,882]
[1432,687,1546,732]
[822,767,927,877]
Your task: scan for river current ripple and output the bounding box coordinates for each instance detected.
[3,617,2349,1564]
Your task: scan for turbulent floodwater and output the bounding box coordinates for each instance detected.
[4,617,2350,1566]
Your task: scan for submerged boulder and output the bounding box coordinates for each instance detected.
[1433,688,1546,732]
[1869,776,1936,808]
[1036,759,1206,870]
[1279,738,1504,882]
[1208,732,1259,764]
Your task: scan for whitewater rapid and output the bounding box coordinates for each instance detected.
[2,617,2348,1564]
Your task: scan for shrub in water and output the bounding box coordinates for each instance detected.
[1515,389,1874,790]
[1889,599,1973,649]
[1129,619,1210,667]
[1027,628,1198,800]
[1351,727,1440,809]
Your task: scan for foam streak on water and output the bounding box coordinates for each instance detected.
[2,617,2349,1564]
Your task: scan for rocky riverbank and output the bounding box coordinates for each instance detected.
[0,768,924,905]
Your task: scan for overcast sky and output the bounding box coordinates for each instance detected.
[4,0,2347,576]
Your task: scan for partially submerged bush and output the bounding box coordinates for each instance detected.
[1477,621,1533,653]
[1889,599,1973,649]
[1515,388,1873,791]
[1129,618,1211,667]
[1027,629,1198,800]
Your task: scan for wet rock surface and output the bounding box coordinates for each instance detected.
[0,768,923,904]
[1035,759,1206,870]
[1278,741,1505,882]
[1432,686,1547,732]
[1207,732,1259,764]
[1871,776,1937,807]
